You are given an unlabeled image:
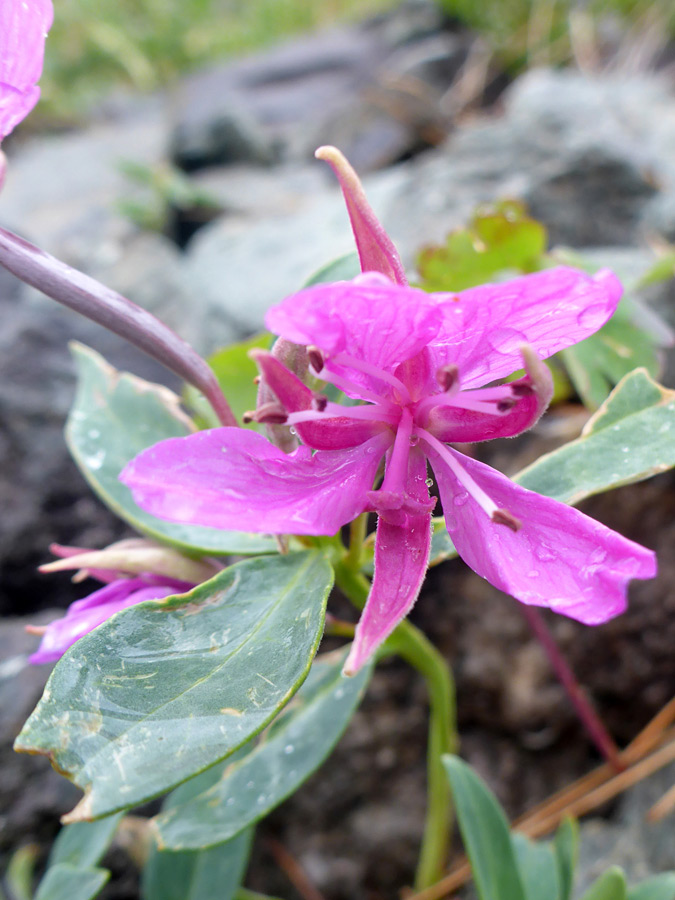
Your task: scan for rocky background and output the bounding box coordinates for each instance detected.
[1,1,674,897]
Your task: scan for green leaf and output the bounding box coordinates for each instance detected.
[511,833,560,900]
[155,647,372,850]
[303,252,361,287]
[183,333,272,430]
[429,517,456,567]
[15,552,332,820]
[579,867,628,900]
[416,200,546,292]
[66,343,277,556]
[442,755,527,900]
[627,873,675,900]
[34,864,109,900]
[517,369,675,505]
[553,817,578,900]
[142,829,253,900]
[5,845,39,900]
[48,814,123,868]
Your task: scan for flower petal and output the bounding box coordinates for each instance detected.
[428,267,622,390]
[0,0,53,139]
[29,578,181,664]
[424,346,553,443]
[428,447,656,624]
[121,427,390,536]
[266,275,443,398]
[345,449,432,674]
[315,146,408,286]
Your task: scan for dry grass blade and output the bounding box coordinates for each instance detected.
[266,838,327,900]
[405,697,675,900]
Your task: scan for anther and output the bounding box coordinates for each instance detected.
[436,363,459,392]
[312,393,328,412]
[496,398,517,413]
[511,383,534,397]
[253,375,261,385]
[242,402,288,425]
[491,508,522,532]
[307,345,325,373]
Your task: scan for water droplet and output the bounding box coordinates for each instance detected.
[289,427,297,436]
[226,797,235,807]
[88,428,100,440]
[590,547,607,564]
[246,781,255,789]
[284,744,294,755]
[257,794,266,805]
[535,545,556,561]
[86,449,105,470]
[409,434,420,446]
[453,492,469,507]
[445,514,459,532]
[425,477,434,487]
[577,304,607,330]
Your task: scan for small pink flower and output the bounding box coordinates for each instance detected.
[120,148,657,674]
[0,0,53,140]
[28,541,216,664]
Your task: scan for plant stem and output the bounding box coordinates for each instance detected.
[334,563,458,890]
[346,512,368,570]
[520,605,624,772]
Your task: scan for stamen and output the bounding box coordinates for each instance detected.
[418,429,499,519]
[242,402,288,425]
[286,403,399,427]
[436,364,459,392]
[380,408,413,495]
[307,345,325,373]
[312,394,328,412]
[331,351,412,404]
[492,508,522,532]
[318,366,392,405]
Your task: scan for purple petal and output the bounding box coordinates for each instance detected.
[266,275,443,398]
[424,347,553,443]
[0,0,53,139]
[428,267,622,390]
[315,146,408,286]
[121,427,391,536]
[252,349,383,450]
[345,449,432,674]
[29,577,183,664]
[428,447,656,624]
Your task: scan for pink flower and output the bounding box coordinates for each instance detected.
[28,541,217,664]
[0,0,53,140]
[120,148,657,674]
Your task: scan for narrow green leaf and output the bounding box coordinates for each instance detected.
[183,334,272,430]
[304,252,360,286]
[429,517,456,566]
[34,864,109,900]
[442,755,527,900]
[15,552,332,820]
[511,833,560,900]
[142,829,253,900]
[5,846,39,900]
[155,647,372,850]
[627,873,675,900]
[553,817,578,900]
[66,343,277,556]
[579,867,628,900]
[48,814,123,868]
[516,369,675,504]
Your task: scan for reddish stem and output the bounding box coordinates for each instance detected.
[0,226,237,427]
[520,605,624,773]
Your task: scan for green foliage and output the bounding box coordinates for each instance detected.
[34,866,109,900]
[47,816,123,869]
[416,201,674,410]
[155,647,372,850]
[142,831,253,900]
[66,342,277,556]
[417,201,546,292]
[443,755,674,900]
[39,0,396,120]
[426,368,675,565]
[15,552,332,820]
